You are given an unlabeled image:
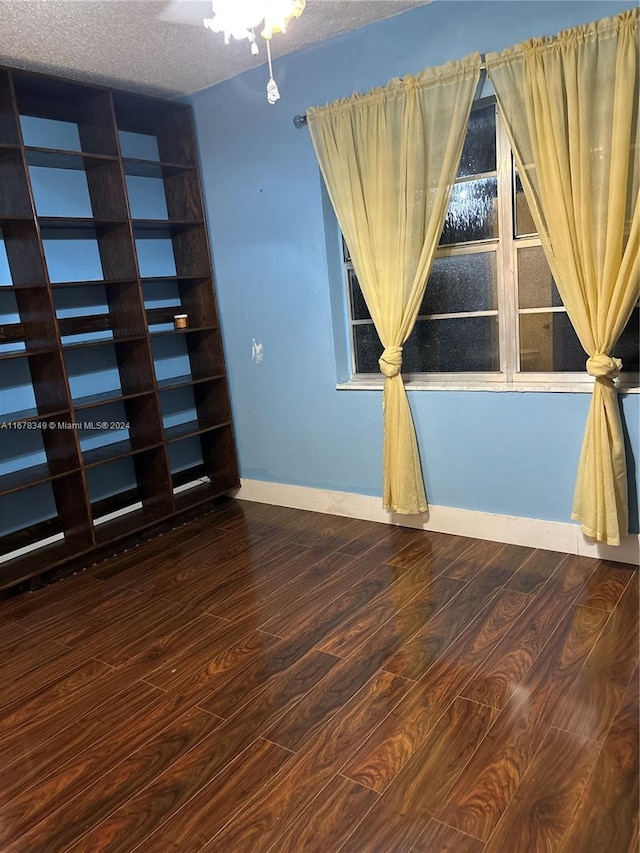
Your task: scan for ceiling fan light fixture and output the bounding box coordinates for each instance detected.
[203,0,306,104]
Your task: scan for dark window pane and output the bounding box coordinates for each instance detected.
[404,316,500,372]
[348,268,371,321]
[520,307,639,373]
[440,178,498,246]
[353,322,382,373]
[518,245,563,308]
[514,171,537,236]
[519,311,585,372]
[353,317,499,374]
[421,252,497,315]
[614,307,639,372]
[457,103,496,178]
[342,237,351,262]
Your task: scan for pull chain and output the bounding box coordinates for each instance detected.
[266,39,280,104]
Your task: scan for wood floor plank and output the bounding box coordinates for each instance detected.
[72,735,293,853]
[386,530,475,571]
[460,554,599,709]
[337,517,397,556]
[345,525,455,571]
[145,647,337,798]
[90,530,225,587]
[0,619,30,648]
[444,542,534,582]
[342,589,530,793]
[343,697,497,851]
[133,738,294,853]
[229,501,309,531]
[199,647,340,729]
[90,602,205,666]
[202,543,333,620]
[105,527,265,595]
[0,613,226,769]
[0,631,69,686]
[575,560,634,611]
[209,545,375,624]
[0,657,113,736]
[265,578,466,752]
[46,652,339,852]
[262,561,423,665]
[15,577,125,632]
[443,538,512,581]
[146,628,280,697]
[552,571,639,740]
[0,685,205,845]
[483,726,600,853]
[316,574,465,659]
[383,561,522,680]
[436,604,609,841]
[204,500,300,541]
[200,670,412,853]
[3,707,222,852]
[412,819,486,853]
[257,550,406,638]
[0,680,164,804]
[46,587,148,646]
[83,596,190,667]
[254,550,371,637]
[0,643,109,710]
[263,651,403,752]
[142,618,265,691]
[238,549,358,627]
[287,513,371,552]
[199,631,339,721]
[271,774,379,853]
[505,548,567,594]
[170,541,307,610]
[0,573,103,622]
[558,663,639,853]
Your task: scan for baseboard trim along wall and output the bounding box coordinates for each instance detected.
[235,479,640,566]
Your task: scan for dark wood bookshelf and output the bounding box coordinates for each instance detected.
[156,372,225,391]
[122,158,196,178]
[73,388,154,410]
[0,63,239,591]
[0,404,70,424]
[24,148,119,168]
[164,419,232,443]
[0,462,79,496]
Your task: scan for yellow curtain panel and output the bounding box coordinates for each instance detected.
[307,55,481,514]
[487,9,639,545]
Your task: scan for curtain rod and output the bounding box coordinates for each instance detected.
[293,59,487,128]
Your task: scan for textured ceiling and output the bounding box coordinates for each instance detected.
[0,0,431,97]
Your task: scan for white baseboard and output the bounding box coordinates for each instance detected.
[235,479,640,566]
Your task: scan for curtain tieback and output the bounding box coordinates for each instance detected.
[586,353,622,382]
[379,346,403,378]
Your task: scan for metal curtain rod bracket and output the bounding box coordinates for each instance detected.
[293,58,487,128]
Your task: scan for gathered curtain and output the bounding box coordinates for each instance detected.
[307,55,481,514]
[487,10,640,545]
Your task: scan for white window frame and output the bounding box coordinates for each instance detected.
[337,102,639,394]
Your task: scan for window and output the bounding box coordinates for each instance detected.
[343,99,639,389]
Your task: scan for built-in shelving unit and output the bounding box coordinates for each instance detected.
[0,65,239,591]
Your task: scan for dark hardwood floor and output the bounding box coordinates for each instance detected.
[0,498,637,852]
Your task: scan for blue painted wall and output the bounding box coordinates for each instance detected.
[189,0,639,532]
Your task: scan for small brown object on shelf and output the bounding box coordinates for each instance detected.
[174,314,189,329]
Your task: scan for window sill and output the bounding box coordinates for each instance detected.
[336,375,640,394]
